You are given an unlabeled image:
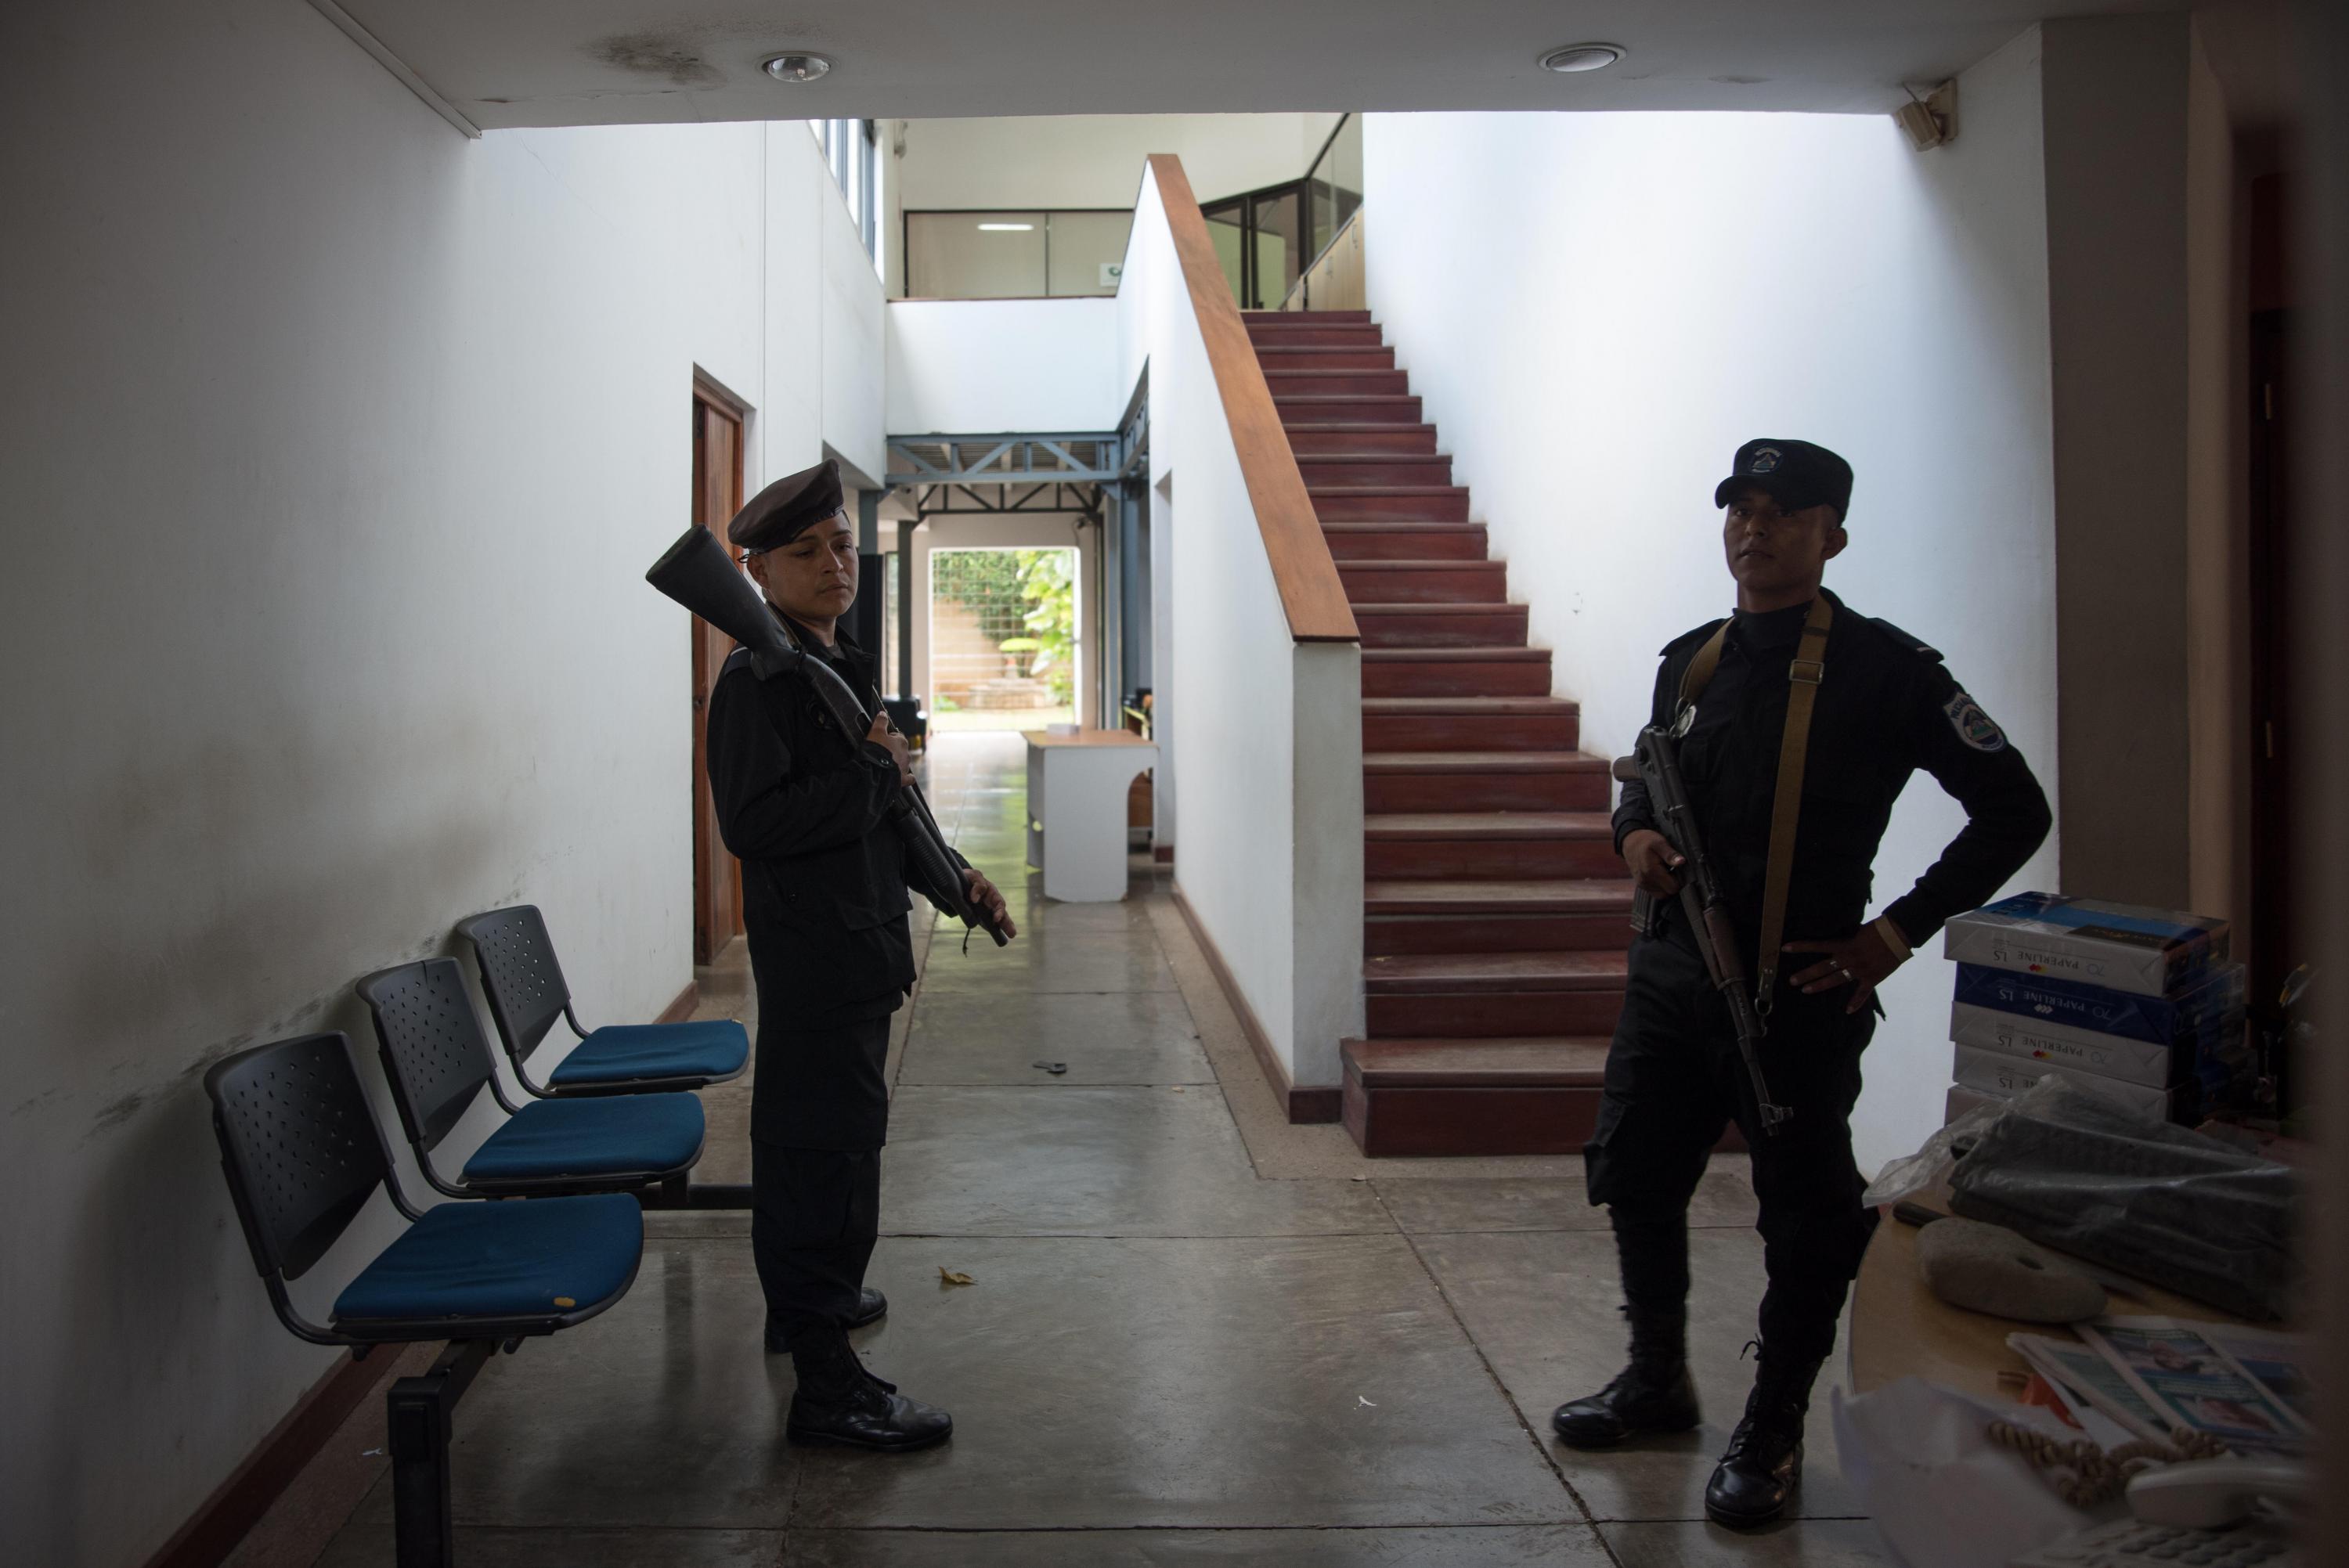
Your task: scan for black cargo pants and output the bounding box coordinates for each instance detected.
[1582,926,1878,1365]
[749,1014,892,1346]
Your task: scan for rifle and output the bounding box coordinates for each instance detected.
[647,524,1009,946]
[1612,726,1791,1134]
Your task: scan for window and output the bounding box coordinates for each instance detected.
[806,117,879,261]
[902,210,1134,299]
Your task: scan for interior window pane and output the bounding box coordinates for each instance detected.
[1045,211,1135,297]
[905,211,1048,297]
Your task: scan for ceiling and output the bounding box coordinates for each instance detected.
[323,0,2192,132]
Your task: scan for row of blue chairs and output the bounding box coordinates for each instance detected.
[204,906,749,1568]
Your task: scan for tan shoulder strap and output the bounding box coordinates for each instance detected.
[1675,621,1731,715]
[1754,595,1835,1016]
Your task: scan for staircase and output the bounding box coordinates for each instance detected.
[1244,308,1632,1156]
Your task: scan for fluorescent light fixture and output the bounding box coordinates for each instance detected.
[977,222,1035,232]
[763,53,831,82]
[1541,43,1624,73]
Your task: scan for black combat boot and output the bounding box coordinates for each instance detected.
[764,1289,888,1353]
[785,1325,953,1452]
[1551,1307,1701,1448]
[1704,1345,1822,1527]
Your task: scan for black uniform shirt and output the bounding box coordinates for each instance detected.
[705,622,917,1027]
[1612,589,2051,957]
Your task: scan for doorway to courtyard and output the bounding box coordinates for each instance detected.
[927,546,1081,732]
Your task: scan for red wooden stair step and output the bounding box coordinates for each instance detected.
[1324,523,1489,562]
[1243,308,1371,323]
[1362,695,1579,752]
[1364,811,1618,880]
[1340,1037,1614,1156]
[1308,485,1470,521]
[1365,949,1629,993]
[1365,878,1635,957]
[1273,395,1423,424]
[1254,346,1397,370]
[1361,646,1551,697]
[1362,749,1611,813]
[1337,560,1506,603]
[1284,423,1439,454]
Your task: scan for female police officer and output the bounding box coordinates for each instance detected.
[706,458,1015,1453]
[1552,440,2050,1525]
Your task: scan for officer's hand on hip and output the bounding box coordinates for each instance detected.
[962,868,1017,939]
[1783,928,1905,1015]
[1620,828,1685,896]
[866,713,915,788]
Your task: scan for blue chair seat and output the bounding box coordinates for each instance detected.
[460,1093,705,1184]
[548,1019,749,1087]
[333,1192,642,1324]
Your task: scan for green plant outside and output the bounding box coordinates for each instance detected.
[931,547,1078,706]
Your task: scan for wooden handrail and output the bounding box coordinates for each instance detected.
[1148,154,1360,645]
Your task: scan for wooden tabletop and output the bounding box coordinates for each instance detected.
[1848,1191,2252,1400]
[1022,729,1156,749]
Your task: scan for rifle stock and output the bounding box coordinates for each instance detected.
[1617,726,1791,1134]
[647,524,1009,946]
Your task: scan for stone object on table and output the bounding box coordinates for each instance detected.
[1916,1217,2107,1323]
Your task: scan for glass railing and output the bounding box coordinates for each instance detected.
[1304,114,1363,276]
[901,209,1136,299]
[1200,114,1362,311]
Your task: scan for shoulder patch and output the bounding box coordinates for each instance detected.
[719,646,759,678]
[1867,615,1943,661]
[1943,689,2008,752]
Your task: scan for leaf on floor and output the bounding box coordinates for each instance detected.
[938,1267,976,1287]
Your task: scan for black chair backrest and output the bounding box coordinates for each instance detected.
[456,905,572,1059]
[204,1033,394,1281]
[354,958,499,1153]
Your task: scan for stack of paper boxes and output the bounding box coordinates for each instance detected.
[1939,893,2247,1125]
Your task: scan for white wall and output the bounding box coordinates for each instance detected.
[0,2,881,1563]
[1117,165,1366,1088]
[1363,31,2062,1171]
[885,298,1123,433]
[896,114,1343,216]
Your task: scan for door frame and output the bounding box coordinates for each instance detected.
[690,373,748,964]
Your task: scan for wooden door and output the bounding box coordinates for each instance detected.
[691,391,745,964]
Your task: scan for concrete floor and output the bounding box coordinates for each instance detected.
[274,734,1893,1566]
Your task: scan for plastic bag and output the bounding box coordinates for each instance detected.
[1945,1075,2297,1320]
[1862,1092,2016,1209]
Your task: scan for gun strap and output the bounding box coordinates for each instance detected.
[1754,596,1834,1015]
[1673,596,1835,1018]
[1675,622,1731,716]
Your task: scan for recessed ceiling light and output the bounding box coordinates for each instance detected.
[763,53,831,83]
[977,223,1035,232]
[1541,43,1624,74]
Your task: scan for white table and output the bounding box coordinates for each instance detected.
[1023,730,1157,903]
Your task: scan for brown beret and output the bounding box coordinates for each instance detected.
[727,457,846,553]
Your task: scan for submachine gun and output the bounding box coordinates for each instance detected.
[647,524,1009,947]
[1613,727,1792,1134]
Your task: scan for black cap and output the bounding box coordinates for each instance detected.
[1712,439,1853,520]
[728,457,846,553]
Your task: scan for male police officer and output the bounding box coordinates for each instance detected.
[1551,440,2051,1526]
[706,458,1016,1453]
